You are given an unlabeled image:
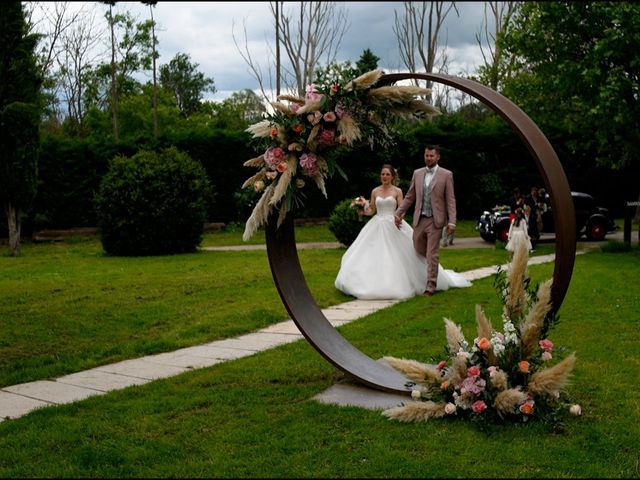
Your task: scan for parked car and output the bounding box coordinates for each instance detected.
[477,191,618,243]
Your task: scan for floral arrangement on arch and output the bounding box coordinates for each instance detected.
[241,69,439,240]
[382,235,582,429]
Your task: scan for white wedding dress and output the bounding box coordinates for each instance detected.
[334,196,472,300]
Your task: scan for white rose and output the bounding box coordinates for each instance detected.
[444,402,457,415]
[570,404,582,416]
[411,389,422,400]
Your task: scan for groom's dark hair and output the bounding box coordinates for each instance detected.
[425,144,441,154]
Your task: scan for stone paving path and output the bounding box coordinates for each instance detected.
[0,242,600,423]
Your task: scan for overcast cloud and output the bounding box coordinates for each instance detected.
[46,2,493,101]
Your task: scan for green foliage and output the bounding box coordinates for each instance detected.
[327,198,368,246]
[500,2,640,170]
[94,147,212,256]
[159,53,215,116]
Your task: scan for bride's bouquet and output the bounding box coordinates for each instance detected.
[240,69,439,241]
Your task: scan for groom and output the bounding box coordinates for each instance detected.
[394,145,457,296]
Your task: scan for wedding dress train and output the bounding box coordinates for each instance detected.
[334,196,471,300]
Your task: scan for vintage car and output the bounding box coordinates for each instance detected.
[477,191,618,243]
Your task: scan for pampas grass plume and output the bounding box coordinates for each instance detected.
[520,278,553,357]
[383,356,441,384]
[444,318,466,353]
[494,388,527,417]
[382,401,446,422]
[528,352,577,397]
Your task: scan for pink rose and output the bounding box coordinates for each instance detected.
[264,146,285,168]
[472,400,487,414]
[323,111,337,122]
[299,152,319,176]
[304,84,323,103]
[487,366,498,377]
[291,103,300,113]
[317,128,335,146]
[467,366,481,377]
[541,351,553,361]
[539,339,554,351]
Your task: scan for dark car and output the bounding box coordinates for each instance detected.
[477,191,618,243]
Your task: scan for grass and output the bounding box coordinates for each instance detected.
[1,228,637,477]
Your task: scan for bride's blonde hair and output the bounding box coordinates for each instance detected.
[381,164,399,186]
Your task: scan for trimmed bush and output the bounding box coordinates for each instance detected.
[94,147,212,256]
[328,198,368,246]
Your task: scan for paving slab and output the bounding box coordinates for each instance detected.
[0,391,51,421]
[313,382,411,411]
[56,369,150,392]
[259,321,303,335]
[212,332,302,351]
[182,344,258,360]
[142,351,225,369]
[95,358,189,380]
[4,380,102,404]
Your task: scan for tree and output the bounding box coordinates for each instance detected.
[159,53,215,117]
[0,2,43,255]
[141,1,159,137]
[392,1,459,110]
[500,2,640,171]
[355,48,380,75]
[473,1,520,91]
[233,1,349,100]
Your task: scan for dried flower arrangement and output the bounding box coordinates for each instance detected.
[382,235,581,429]
[240,69,439,241]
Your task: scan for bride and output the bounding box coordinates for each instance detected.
[334,164,471,300]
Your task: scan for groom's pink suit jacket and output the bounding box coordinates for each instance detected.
[395,166,457,228]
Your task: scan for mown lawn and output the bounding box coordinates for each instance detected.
[0,232,637,478]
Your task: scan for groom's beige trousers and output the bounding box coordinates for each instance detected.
[413,216,441,293]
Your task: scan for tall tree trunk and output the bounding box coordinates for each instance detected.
[150,4,158,137]
[5,204,21,256]
[109,5,119,141]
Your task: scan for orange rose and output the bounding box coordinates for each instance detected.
[477,337,491,351]
[440,381,449,389]
[519,400,535,415]
[292,123,303,133]
[276,161,288,173]
[270,127,278,137]
[518,360,530,373]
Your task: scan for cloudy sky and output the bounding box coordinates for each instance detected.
[42,2,494,101]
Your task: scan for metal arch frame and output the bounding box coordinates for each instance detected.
[265,73,576,395]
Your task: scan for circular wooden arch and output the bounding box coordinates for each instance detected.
[265,73,576,395]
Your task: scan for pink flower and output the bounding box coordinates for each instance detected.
[276,161,288,173]
[307,111,323,125]
[487,366,498,377]
[472,400,487,414]
[299,152,319,176]
[541,351,553,361]
[539,339,554,351]
[304,84,323,102]
[291,103,300,113]
[335,102,347,119]
[323,111,337,122]
[460,376,486,395]
[317,128,335,146]
[467,365,481,377]
[436,360,447,371]
[264,146,286,168]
